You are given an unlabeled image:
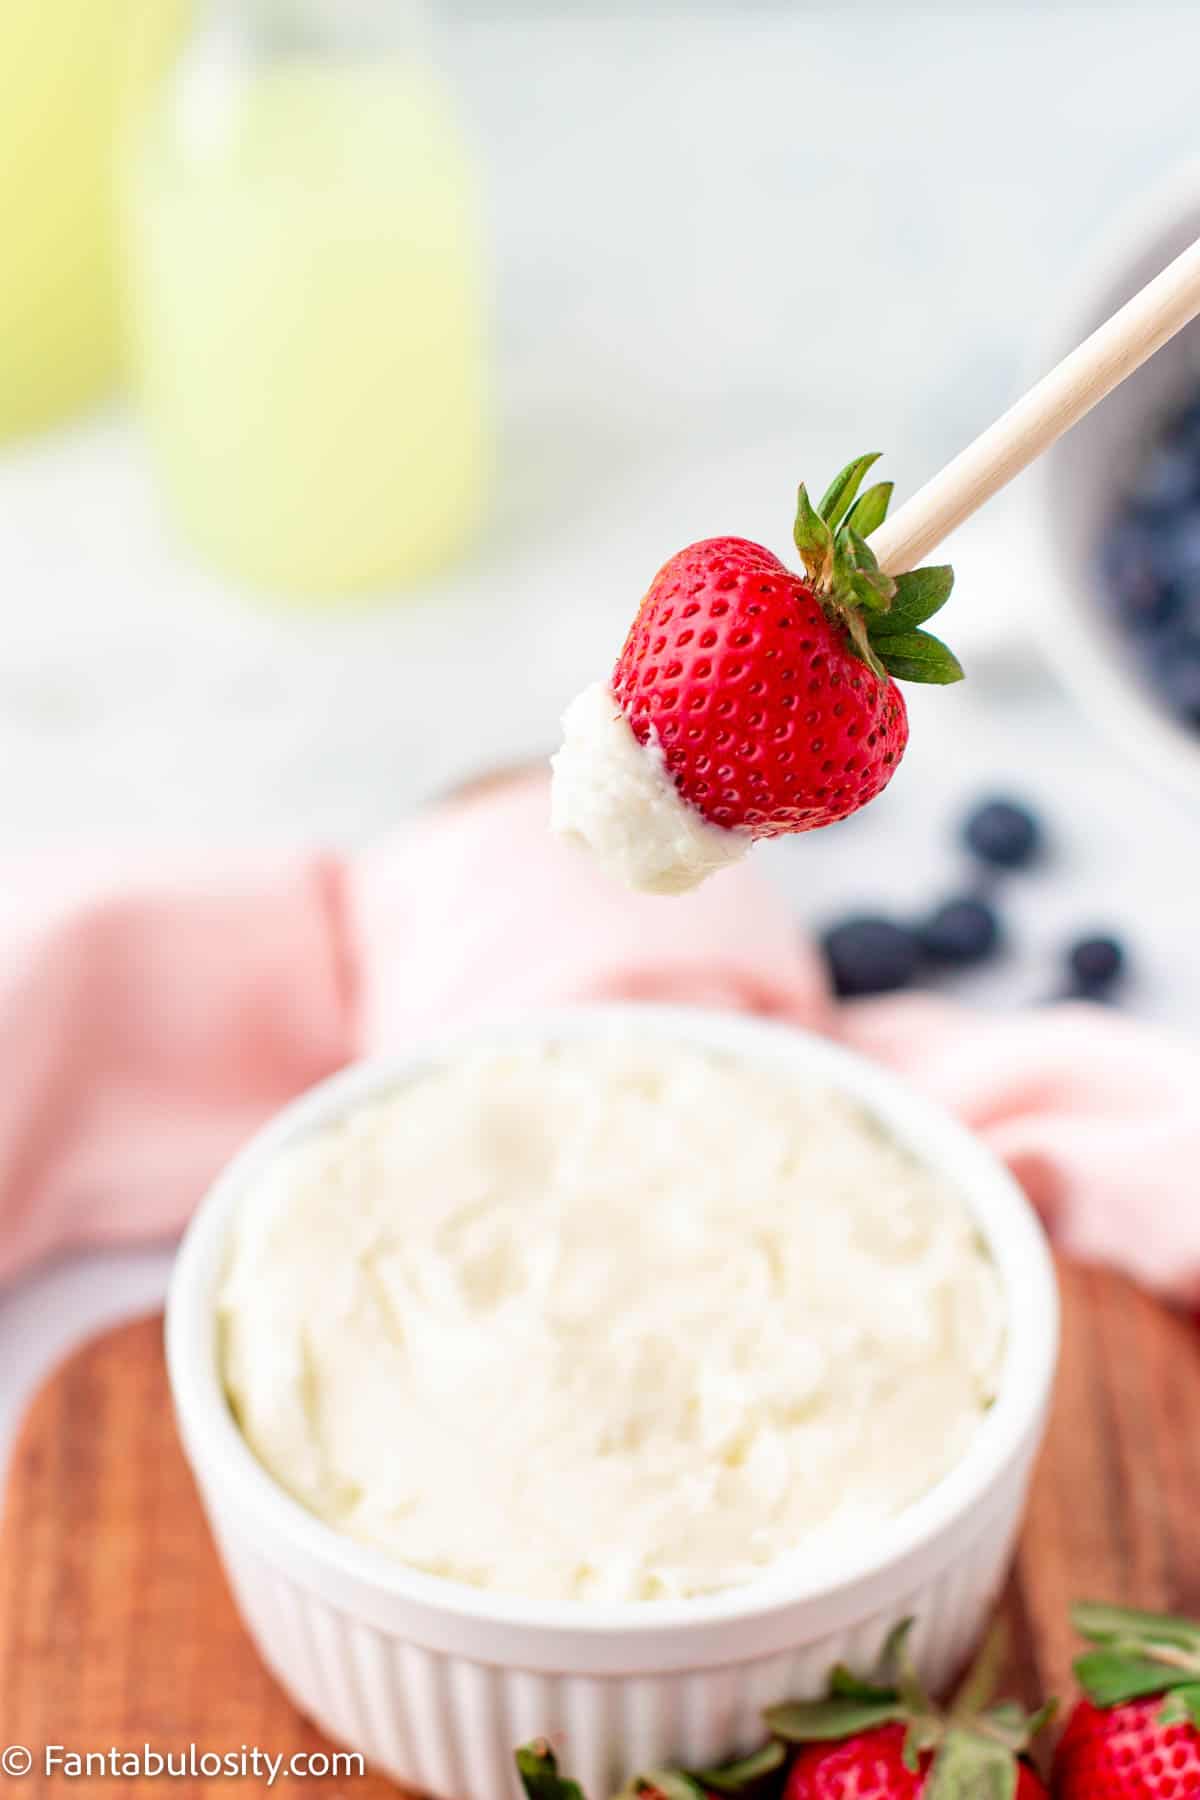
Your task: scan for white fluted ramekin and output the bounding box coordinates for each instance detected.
[167,1005,1058,1800]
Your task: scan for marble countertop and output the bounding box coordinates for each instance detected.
[2,3,1199,1474]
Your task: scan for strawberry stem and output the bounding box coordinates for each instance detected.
[793,454,964,687]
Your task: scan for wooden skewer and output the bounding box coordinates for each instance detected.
[871,235,1200,576]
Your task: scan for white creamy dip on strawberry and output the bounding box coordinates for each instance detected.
[550,680,749,894]
[221,1037,1005,1605]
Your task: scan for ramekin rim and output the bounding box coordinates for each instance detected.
[166,1002,1059,1641]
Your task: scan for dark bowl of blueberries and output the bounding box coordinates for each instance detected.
[1042,167,1200,803]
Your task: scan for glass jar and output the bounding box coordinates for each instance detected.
[120,0,488,598]
[0,0,187,440]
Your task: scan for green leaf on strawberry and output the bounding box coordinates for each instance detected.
[616,1739,788,1800]
[829,1662,900,1703]
[884,564,956,630]
[515,1742,589,1800]
[870,629,965,686]
[1159,1682,1200,1730]
[818,452,883,531]
[1073,1599,1200,1712]
[1074,1601,1200,1656]
[692,1740,787,1793]
[764,1693,908,1742]
[980,1700,1060,1753]
[845,480,895,540]
[840,529,898,614]
[1073,1648,1186,1708]
[792,453,964,687]
[621,1771,705,1800]
[792,483,836,590]
[925,1728,1016,1800]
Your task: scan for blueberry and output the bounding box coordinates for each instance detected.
[821,916,920,998]
[1173,579,1200,640]
[1128,442,1198,516]
[1167,397,1200,458]
[1066,934,1126,997]
[919,896,1001,966]
[1099,516,1178,632]
[1151,647,1200,727]
[962,797,1042,870]
[1166,515,1200,588]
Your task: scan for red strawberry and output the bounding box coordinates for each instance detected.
[1053,1602,1200,1797]
[785,1719,1047,1800]
[768,1621,1052,1800]
[610,453,962,840]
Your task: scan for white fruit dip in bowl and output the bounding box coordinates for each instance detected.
[220,1035,1004,1606]
[168,1005,1057,1800]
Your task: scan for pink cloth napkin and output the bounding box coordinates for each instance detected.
[3,773,1197,1300]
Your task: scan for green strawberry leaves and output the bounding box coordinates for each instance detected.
[818,452,882,531]
[617,1746,786,1800]
[1073,1600,1200,1716]
[515,1743,588,1800]
[840,529,896,615]
[829,1662,901,1703]
[764,1693,907,1742]
[692,1740,787,1793]
[792,483,836,590]
[516,1617,1054,1800]
[620,1772,704,1800]
[886,564,955,630]
[1074,1602,1200,1658]
[1074,1649,1186,1708]
[1160,1685,1200,1730]
[549,1739,788,1800]
[976,1700,1060,1754]
[865,558,960,686]
[794,454,963,687]
[869,630,964,686]
[925,1729,1019,1800]
[845,481,894,540]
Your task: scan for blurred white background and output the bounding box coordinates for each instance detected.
[1,0,1198,1462]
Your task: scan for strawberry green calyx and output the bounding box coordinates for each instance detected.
[695,1742,788,1793]
[515,1622,1053,1800]
[1073,1601,1200,1727]
[517,1743,784,1800]
[618,1740,787,1800]
[515,1743,589,1800]
[765,1621,1055,1800]
[793,454,963,687]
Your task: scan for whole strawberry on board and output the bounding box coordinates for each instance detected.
[516,1622,1052,1800]
[1054,1601,1200,1796]
[551,455,963,894]
[766,1622,1050,1800]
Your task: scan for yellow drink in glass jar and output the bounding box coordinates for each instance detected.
[122,15,488,597]
[0,0,186,439]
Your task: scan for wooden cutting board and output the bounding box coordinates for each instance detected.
[2,1261,1200,1795]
